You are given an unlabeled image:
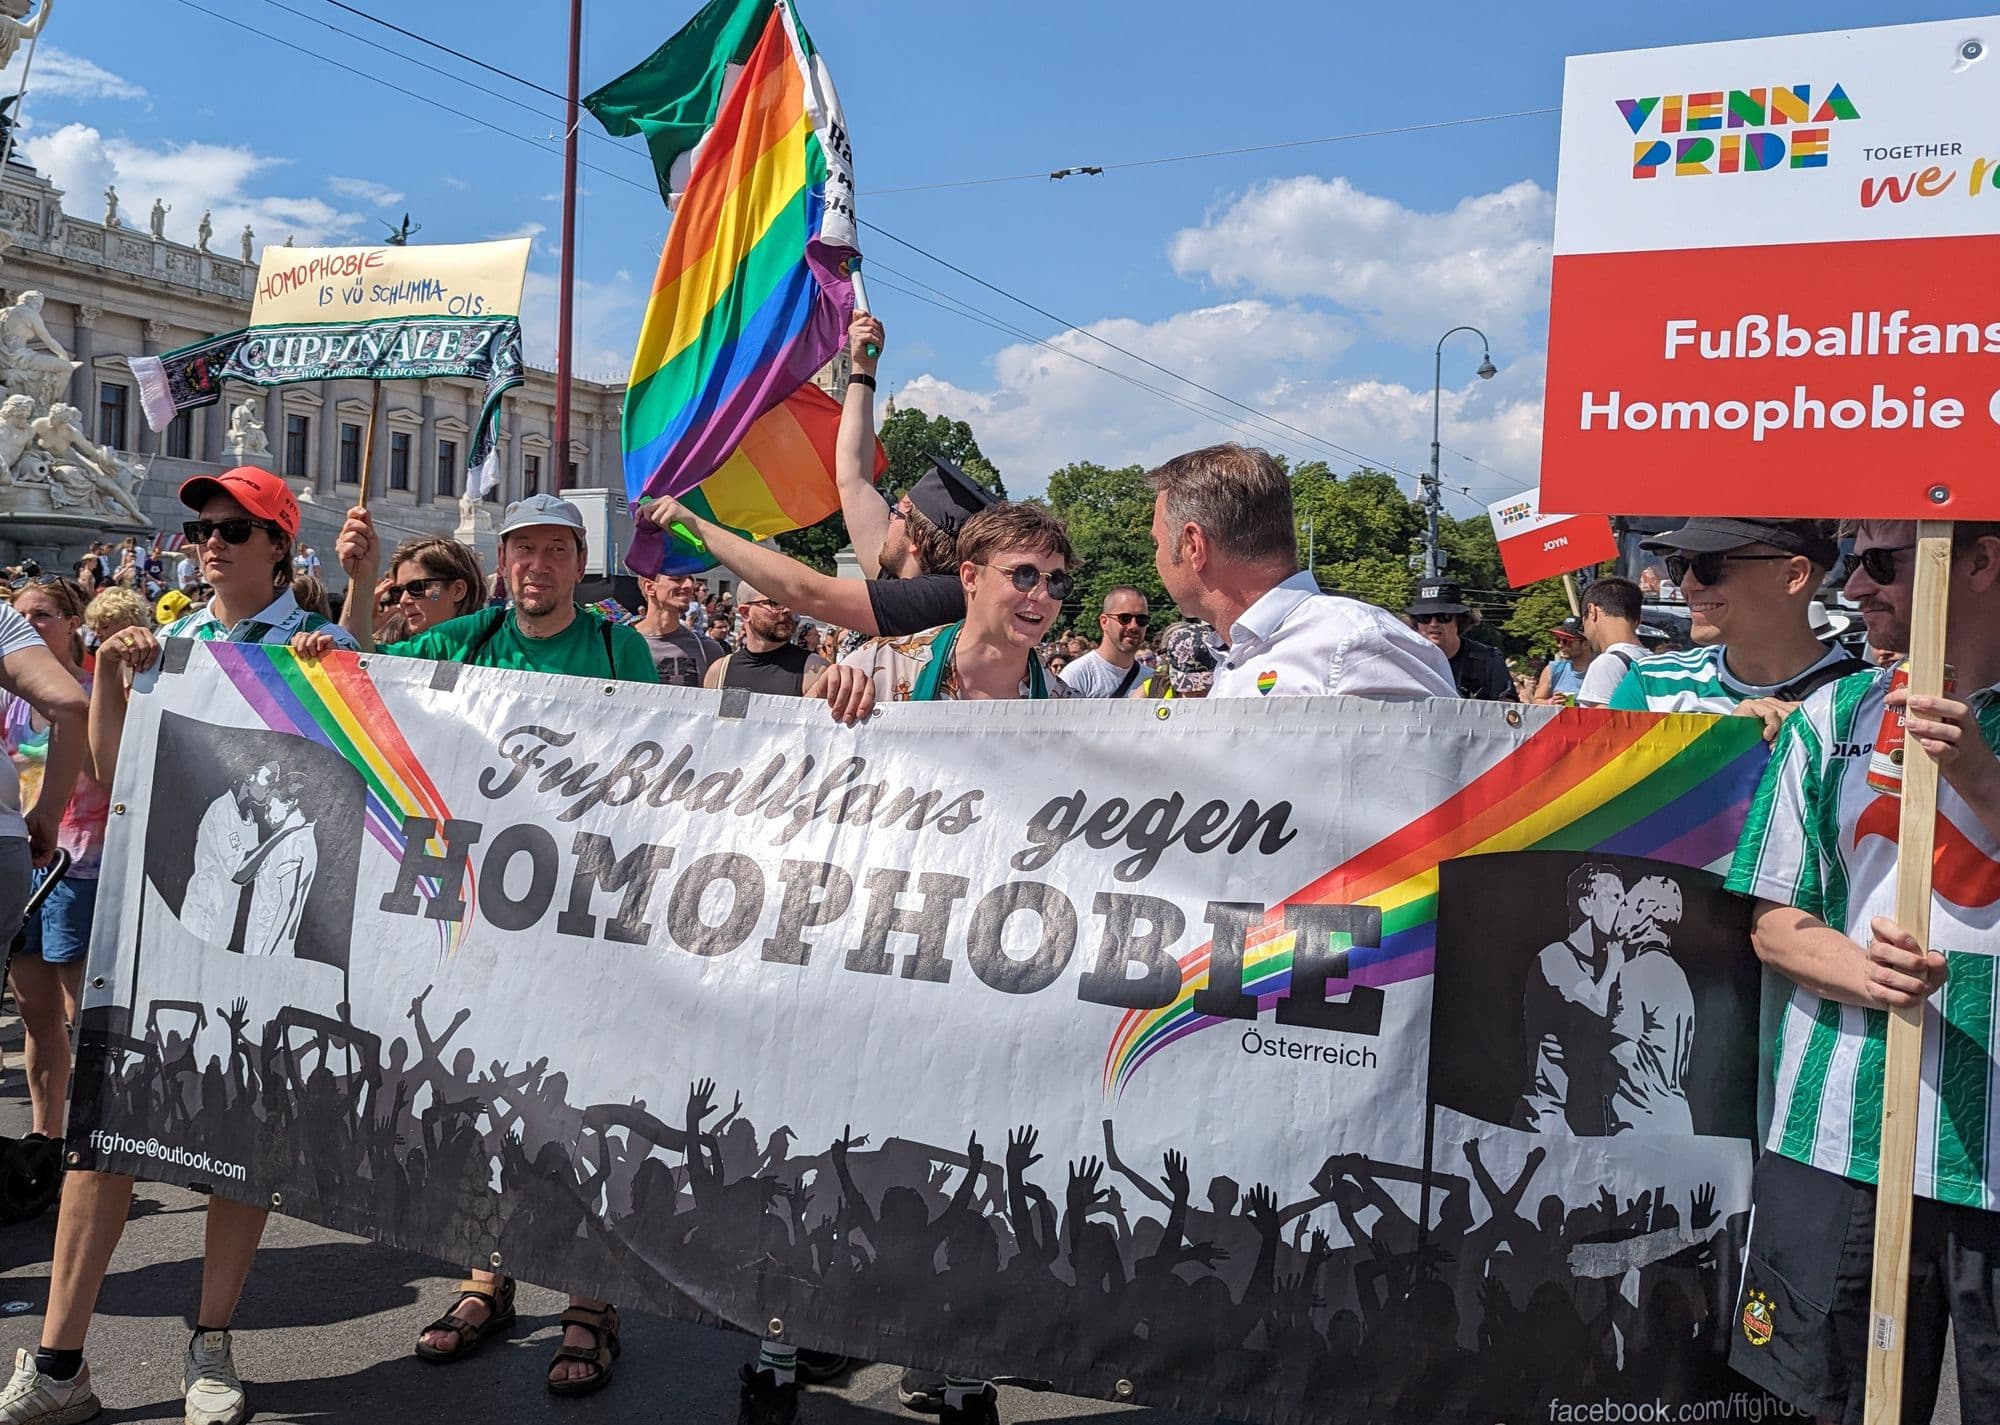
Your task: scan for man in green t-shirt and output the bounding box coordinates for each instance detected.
[301,494,655,684]
[294,493,650,1398]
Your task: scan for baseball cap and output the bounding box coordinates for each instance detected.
[1550,616,1585,641]
[1640,517,1837,567]
[497,492,587,540]
[154,589,192,625]
[907,457,996,536]
[178,466,300,538]
[1407,581,1471,616]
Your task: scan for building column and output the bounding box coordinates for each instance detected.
[200,398,223,465]
[69,304,98,415]
[416,381,439,504]
[315,381,340,498]
[138,320,169,457]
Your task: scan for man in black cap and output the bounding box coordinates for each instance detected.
[1606,518,1859,737]
[1406,581,1515,701]
[636,315,994,638]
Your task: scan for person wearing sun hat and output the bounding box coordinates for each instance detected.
[1406,580,1515,701]
[153,588,192,626]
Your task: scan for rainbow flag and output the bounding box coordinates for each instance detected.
[636,381,885,576]
[586,0,859,574]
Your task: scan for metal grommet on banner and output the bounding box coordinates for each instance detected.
[1929,484,1951,505]
[269,1192,283,1209]
[356,657,369,671]
[489,1251,504,1269]
[1505,708,1523,727]
[90,976,105,989]
[111,803,126,816]
[64,1151,80,1167]
[1114,1379,1134,1399]
[766,1317,784,1337]
[1154,705,1170,720]
[603,683,617,695]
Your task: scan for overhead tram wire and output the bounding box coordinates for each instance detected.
[185,0,1456,488]
[318,0,571,104]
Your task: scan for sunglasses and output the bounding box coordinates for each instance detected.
[1413,612,1458,626]
[1840,546,1915,585]
[385,576,452,603]
[1663,551,1796,587]
[985,563,1073,600]
[1105,612,1148,626]
[184,517,284,546]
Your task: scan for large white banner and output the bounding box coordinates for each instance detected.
[70,644,1786,1424]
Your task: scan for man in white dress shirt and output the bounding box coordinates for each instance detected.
[1145,443,1453,700]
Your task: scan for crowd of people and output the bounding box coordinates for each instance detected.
[0,310,1995,1425]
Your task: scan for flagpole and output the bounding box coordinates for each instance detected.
[553,0,582,489]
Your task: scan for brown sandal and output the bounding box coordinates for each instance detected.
[414,1276,517,1362]
[547,1302,621,1397]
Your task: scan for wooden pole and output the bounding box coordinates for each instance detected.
[1562,571,1581,617]
[356,380,383,511]
[552,0,582,488]
[1862,518,1953,1425]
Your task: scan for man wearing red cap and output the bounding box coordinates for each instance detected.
[2,467,356,1425]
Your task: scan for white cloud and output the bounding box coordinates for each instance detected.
[487,220,546,243]
[518,268,642,383]
[327,176,404,207]
[0,45,144,102]
[441,175,471,191]
[1169,176,1554,347]
[894,301,1546,502]
[23,122,366,254]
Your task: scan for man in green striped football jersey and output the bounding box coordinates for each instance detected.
[1608,518,1861,737]
[1724,518,2000,1425]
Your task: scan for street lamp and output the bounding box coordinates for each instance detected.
[1424,326,1498,580]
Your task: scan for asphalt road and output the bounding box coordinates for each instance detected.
[0,1008,1961,1424]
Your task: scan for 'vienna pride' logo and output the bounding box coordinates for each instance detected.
[1619,83,1860,179]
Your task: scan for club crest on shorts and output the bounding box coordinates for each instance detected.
[1741,1287,1776,1347]
[1255,668,1277,695]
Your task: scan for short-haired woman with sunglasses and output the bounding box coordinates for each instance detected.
[360,535,485,640]
[816,501,1078,724]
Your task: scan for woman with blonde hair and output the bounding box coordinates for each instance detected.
[83,587,150,647]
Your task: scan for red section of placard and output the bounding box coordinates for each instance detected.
[1540,233,2000,520]
[1496,512,1620,588]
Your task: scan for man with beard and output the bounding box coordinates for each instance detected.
[1060,586,1151,698]
[638,316,997,638]
[702,582,828,695]
[1405,581,1515,700]
[634,571,723,686]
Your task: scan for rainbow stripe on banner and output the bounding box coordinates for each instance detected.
[588,0,858,576]
[638,381,885,576]
[206,645,472,953]
[1101,712,1768,1099]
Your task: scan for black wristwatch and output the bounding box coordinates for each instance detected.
[848,372,878,390]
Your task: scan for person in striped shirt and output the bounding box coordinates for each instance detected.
[1724,518,2000,1425]
[4,467,356,1425]
[1607,518,1861,737]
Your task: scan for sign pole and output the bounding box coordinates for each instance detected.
[357,380,382,512]
[1562,572,1580,618]
[1862,518,1952,1425]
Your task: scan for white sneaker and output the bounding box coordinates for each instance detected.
[0,1348,100,1425]
[180,1332,246,1425]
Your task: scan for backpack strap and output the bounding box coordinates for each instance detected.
[461,606,513,666]
[600,615,616,677]
[1772,653,1866,705]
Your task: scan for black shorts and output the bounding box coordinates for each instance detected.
[1731,1150,2000,1424]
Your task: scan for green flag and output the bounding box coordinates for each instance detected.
[583,0,808,206]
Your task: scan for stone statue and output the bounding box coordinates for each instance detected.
[26,403,148,524]
[240,224,254,262]
[149,198,168,239]
[0,1,52,72]
[196,209,212,253]
[223,398,270,460]
[282,234,293,247]
[0,393,36,483]
[0,290,78,406]
[102,184,118,228]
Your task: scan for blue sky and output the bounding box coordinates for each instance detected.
[4,0,1968,504]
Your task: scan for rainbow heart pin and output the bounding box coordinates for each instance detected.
[1255,669,1278,695]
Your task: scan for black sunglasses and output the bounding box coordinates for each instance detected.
[386,576,451,603]
[1413,612,1458,625]
[184,517,284,546]
[986,563,1073,600]
[1105,611,1148,626]
[1664,551,1796,587]
[1840,546,1915,585]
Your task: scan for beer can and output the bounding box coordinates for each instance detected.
[1867,659,1956,795]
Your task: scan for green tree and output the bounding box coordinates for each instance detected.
[880,408,1005,500]
[1504,578,1577,655]
[1042,460,1165,637]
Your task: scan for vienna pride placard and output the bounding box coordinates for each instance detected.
[1541,16,2000,519]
